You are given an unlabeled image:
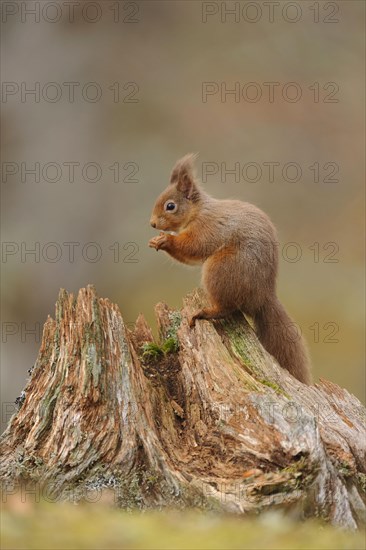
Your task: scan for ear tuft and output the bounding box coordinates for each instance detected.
[170,153,199,200]
[170,153,198,184]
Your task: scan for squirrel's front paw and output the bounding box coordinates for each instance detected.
[149,233,169,251]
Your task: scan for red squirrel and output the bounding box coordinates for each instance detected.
[149,154,311,384]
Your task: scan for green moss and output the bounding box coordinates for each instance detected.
[220,318,292,398]
[141,343,164,362]
[141,312,181,365]
[259,379,290,398]
[161,337,179,354]
[221,320,260,373]
[231,363,260,391]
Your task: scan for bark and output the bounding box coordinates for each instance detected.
[0,285,365,529]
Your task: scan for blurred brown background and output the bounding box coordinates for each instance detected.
[1,1,365,432]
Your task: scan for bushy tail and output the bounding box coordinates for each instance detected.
[254,297,312,384]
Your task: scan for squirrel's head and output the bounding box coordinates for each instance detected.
[150,153,201,233]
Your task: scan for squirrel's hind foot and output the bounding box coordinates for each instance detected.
[188,307,234,328]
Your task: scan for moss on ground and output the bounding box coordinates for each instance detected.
[1,499,364,550]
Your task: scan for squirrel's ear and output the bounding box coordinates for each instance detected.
[170,153,199,200]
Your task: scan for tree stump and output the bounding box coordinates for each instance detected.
[0,286,365,529]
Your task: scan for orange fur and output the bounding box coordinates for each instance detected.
[149,154,312,384]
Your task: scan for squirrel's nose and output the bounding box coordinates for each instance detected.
[151,221,156,228]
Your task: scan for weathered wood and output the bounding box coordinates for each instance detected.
[0,286,365,529]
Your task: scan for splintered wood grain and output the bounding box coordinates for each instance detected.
[0,285,365,528]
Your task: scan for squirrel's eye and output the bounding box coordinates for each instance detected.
[165,201,177,212]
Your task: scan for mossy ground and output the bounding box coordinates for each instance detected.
[1,499,364,550]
